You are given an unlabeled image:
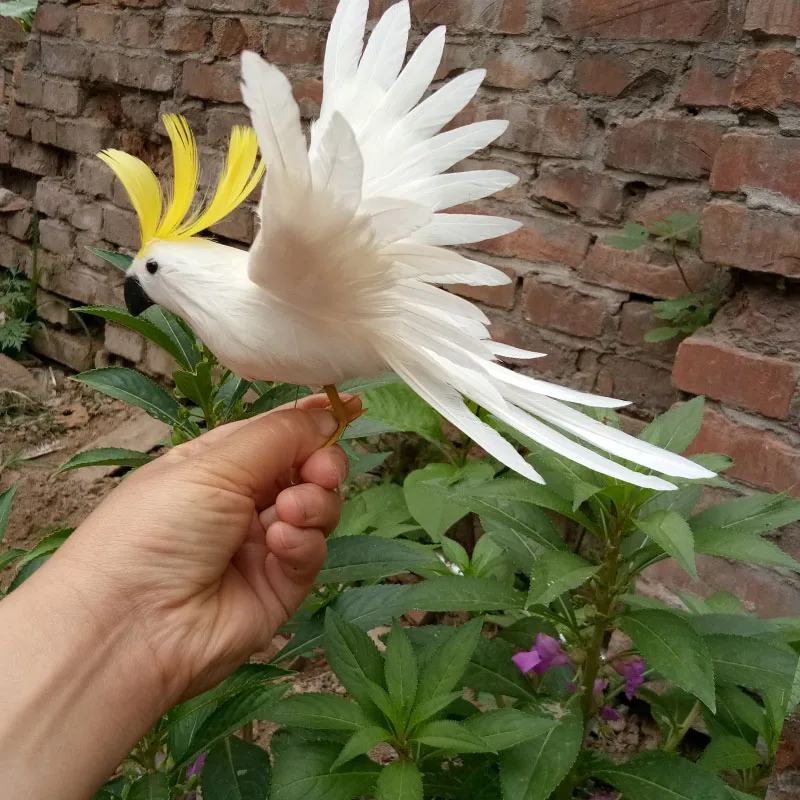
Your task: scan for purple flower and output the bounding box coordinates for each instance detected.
[600,705,620,721]
[186,753,207,779]
[154,752,166,770]
[593,678,608,696]
[615,658,646,700]
[512,634,571,676]
[567,681,577,693]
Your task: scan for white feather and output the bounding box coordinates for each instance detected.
[322,0,368,101]
[394,170,519,212]
[384,242,510,285]
[310,112,363,210]
[490,343,547,360]
[356,1,410,91]
[410,214,522,246]
[359,198,431,244]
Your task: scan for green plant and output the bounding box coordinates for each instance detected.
[606,212,724,343]
[0,0,38,31]
[0,217,42,354]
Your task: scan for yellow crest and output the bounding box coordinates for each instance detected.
[98,115,265,256]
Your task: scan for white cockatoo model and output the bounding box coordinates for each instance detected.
[98,0,712,490]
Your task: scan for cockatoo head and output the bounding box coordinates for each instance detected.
[97,114,264,316]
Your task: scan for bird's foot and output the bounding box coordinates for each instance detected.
[322,386,365,447]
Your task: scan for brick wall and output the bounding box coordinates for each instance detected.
[2,1,800,608]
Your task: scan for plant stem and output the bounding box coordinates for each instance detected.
[671,240,695,294]
[662,700,702,753]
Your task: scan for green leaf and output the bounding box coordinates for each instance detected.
[271,742,380,800]
[324,608,386,713]
[698,734,761,773]
[338,372,402,394]
[645,326,681,343]
[343,447,390,481]
[333,584,415,630]
[0,481,20,545]
[694,529,800,572]
[462,637,537,702]
[127,773,169,800]
[375,760,423,800]
[201,736,271,800]
[413,719,492,753]
[340,417,397,440]
[689,614,778,639]
[385,621,418,723]
[635,510,697,580]
[572,480,602,511]
[527,552,598,608]
[497,617,559,649]
[407,691,463,730]
[500,712,583,800]
[17,529,71,569]
[605,222,649,251]
[75,306,190,367]
[72,368,184,429]
[641,484,703,519]
[465,709,556,751]
[141,306,200,369]
[57,447,155,474]
[215,375,252,419]
[331,726,391,771]
[640,397,705,454]
[269,693,370,731]
[317,536,438,584]
[593,750,729,800]
[704,634,798,695]
[87,248,133,272]
[0,548,25,571]
[248,382,311,415]
[691,493,800,538]
[363,382,445,443]
[7,553,51,590]
[442,536,470,572]
[619,610,716,711]
[335,483,413,538]
[408,576,525,613]
[416,617,483,708]
[712,686,768,742]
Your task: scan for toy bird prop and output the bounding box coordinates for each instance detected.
[98,0,713,490]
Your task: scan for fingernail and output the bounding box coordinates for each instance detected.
[310,409,338,439]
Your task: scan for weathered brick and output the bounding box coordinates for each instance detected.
[103,205,140,249]
[620,301,680,358]
[266,26,323,65]
[680,55,735,107]
[531,165,624,222]
[39,218,75,254]
[105,324,145,362]
[701,202,800,277]
[206,106,251,147]
[476,214,591,268]
[15,73,43,107]
[486,46,551,90]
[40,78,85,117]
[120,93,161,129]
[545,0,735,40]
[606,119,725,179]
[162,12,210,52]
[573,54,640,98]
[30,327,98,372]
[732,51,800,111]
[143,341,177,377]
[9,138,58,176]
[91,51,174,93]
[293,77,323,119]
[34,178,77,219]
[744,0,800,35]
[449,265,517,309]
[77,7,117,41]
[6,208,32,241]
[686,408,800,495]
[506,104,588,158]
[34,3,75,36]
[523,278,616,338]
[182,60,240,103]
[213,18,259,58]
[54,118,115,156]
[30,113,58,147]
[71,202,104,234]
[635,185,710,228]
[76,156,115,199]
[674,337,800,419]
[36,289,73,328]
[582,244,715,300]
[41,41,88,80]
[269,0,310,13]
[0,234,31,270]
[597,355,677,413]
[209,205,253,243]
[412,0,527,33]
[119,15,153,48]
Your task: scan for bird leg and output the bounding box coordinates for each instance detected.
[322,384,363,446]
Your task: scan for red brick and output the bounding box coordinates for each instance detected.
[680,55,735,107]
[266,26,323,65]
[40,41,88,80]
[182,61,240,103]
[30,327,98,372]
[523,279,613,338]
[7,104,31,138]
[486,47,540,90]
[75,156,115,199]
[620,301,680,358]
[56,118,115,156]
[545,0,735,41]
[732,51,800,111]
[582,244,714,300]
[701,202,800,278]
[8,139,58,176]
[506,104,588,158]
[39,218,75,254]
[635,185,709,228]
[573,54,633,97]
[449,265,517,309]
[91,51,174,93]
[77,7,117,41]
[42,78,85,117]
[102,205,139,249]
[34,178,79,218]
[6,208,32,240]
[209,205,253,243]
[0,235,31,271]
[14,73,41,107]
[412,0,527,33]
[745,0,800,35]
[163,13,209,52]
[606,118,724,179]
[213,18,258,58]
[674,338,800,419]
[597,356,677,413]
[293,77,323,119]
[686,409,800,495]
[34,3,75,36]
[269,0,311,14]
[120,0,165,6]
[531,165,624,222]
[120,16,153,48]
[476,215,591,268]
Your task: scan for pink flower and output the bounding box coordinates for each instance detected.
[614,658,646,700]
[512,634,571,676]
[186,753,207,779]
[593,678,608,696]
[600,705,620,721]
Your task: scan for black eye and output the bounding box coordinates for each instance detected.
[146,259,159,275]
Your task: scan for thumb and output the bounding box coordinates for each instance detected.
[196,408,339,509]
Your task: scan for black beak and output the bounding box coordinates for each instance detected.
[124,276,155,316]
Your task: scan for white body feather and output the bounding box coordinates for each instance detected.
[133,0,714,491]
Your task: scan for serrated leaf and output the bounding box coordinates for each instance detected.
[385,621,418,723]
[706,592,743,614]
[500,712,583,800]
[645,326,681,342]
[341,417,397,439]
[335,483,413,538]
[619,610,716,711]
[57,447,155,474]
[72,368,184,428]
[698,734,761,773]
[462,637,537,702]
[408,576,525,613]
[413,719,492,753]
[333,584,415,631]
[407,691,463,730]
[0,481,20,545]
[363,382,444,443]
[0,547,25,571]
[593,750,729,800]
[331,726,391,771]
[640,397,705,454]
[711,686,768,743]
[345,448,390,480]
[572,481,601,511]
[635,510,697,580]
[7,553,51,591]
[16,528,71,569]
[691,493,800,538]
[465,709,555,751]
[127,773,169,800]
[338,373,401,394]
[640,484,703,518]
[527,551,598,608]
[375,760,423,800]
[694,529,800,572]
[269,693,370,731]
[704,634,798,695]
[201,736,271,800]
[317,536,438,584]
[87,248,132,272]
[689,614,778,639]
[140,306,200,369]
[270,742,380,800]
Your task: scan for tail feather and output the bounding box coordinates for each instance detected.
[355,0,410,91]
